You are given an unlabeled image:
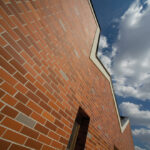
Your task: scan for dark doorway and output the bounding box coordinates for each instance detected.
[67,107,90,150]
[114,145,119,150]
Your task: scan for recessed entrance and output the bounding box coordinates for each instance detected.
[67,107,90,150]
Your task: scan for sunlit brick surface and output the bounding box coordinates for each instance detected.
[0,0,134,149]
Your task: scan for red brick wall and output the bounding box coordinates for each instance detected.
[0,0,134,149]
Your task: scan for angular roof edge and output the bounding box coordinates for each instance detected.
[88,0,129,133]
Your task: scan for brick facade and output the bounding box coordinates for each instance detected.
[0,0,134,149]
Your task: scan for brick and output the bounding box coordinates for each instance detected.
[61,117,71,127]
[54,92,65,102]
[25,73,35,83]
[0,46,11,60]
[73,49,79,58]
[3,129,26,144]
[48,131,60,141]
[48,67,56,77]
[48,74,58,85]
[27,36,41,52]
[39,101,51,112]
[59,69,68,81]
[35,81,46,93]
[14,28,30,47]
[56,128,66,137]
[24,64,37,78]
[0,56,16,74]
[8,4,25,24]
[42,111,55,122]
[0,101,4,109]
[15,83,28,94]
[0,19,19,41]
[10,15,28,36]
[21,52,34,66]
[64,125,71,134]
[0,78,3,83]
[0,0,12,15]
[33,57,41,66]
[10,59,27,75]
[18,40,33,57]
[31,108,45,124]
[52,110,61,120]
[0,139,11,150]
[36,76,44,84]
[48,101,59,111]
[41,73,50,83]
[56,101,65,110]
[25,138,42,150]
[0,68,17,85]
[45,121,57,131]
[15,92,28,104]
[38,134,51,145]
[15,102,32,116]
[51,83,60,93]
[1,117,22,131]
[2,33,21,53]
[65,109,72,117]
[1,105,18,118]
[0,89,5,98]
[0,26,4,33]
[59,137,68,145]
[25,81,37,92]
[34,123,49,135]
[59,109,67,118]
[16,113,36,128]
[27,101,43,114]
[5,45,24,64]
[34,64,41,74]
[59,19,66,32]
[0,82,16,95]
[21,126,39,139]
[14,72,27,84]
[0,114,4,121]
[56,77,64,86]
[44,83,53,93]
[55,119,64,128]
[2,94,17,106]
[26,91,40,103]
[51,140,63,149]
[0,37,7,47]
[9,144,30,150]
[0,126,6,136]
[42,145,55,150]
[21,1,30,11]
[36,90,49,102]
[0,7,15,28]
[10,1,22,13]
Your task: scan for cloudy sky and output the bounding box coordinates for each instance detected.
[92,0,150,149]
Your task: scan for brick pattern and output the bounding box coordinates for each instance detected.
[0,0,134,150]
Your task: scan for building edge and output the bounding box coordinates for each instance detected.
[88,0,130,133]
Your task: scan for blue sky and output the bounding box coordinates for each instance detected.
[92,0,150,149]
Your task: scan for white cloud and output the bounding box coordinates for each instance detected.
[98,35,108,49]
[119,102,150,128]
[132,128,150,146]
[97,35,112,73]
[121,0,143,27]
[135,145,146,150]
[111,0,150,100]
[120,102,150,148]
